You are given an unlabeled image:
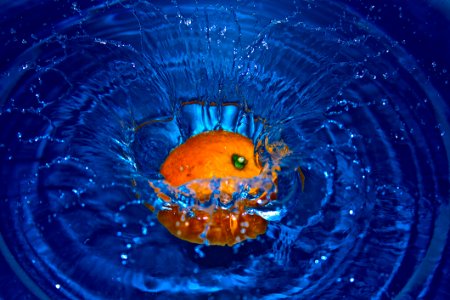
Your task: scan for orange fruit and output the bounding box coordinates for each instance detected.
[151,130,270,246]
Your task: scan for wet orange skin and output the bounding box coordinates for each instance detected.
[153,130,270,246]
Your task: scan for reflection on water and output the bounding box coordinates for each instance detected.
[0,0,449,299]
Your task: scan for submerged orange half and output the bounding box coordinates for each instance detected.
[150,130,271,246]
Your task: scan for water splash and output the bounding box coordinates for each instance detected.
[0,0,449,299]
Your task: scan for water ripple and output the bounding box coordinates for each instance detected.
[0,0,449,299]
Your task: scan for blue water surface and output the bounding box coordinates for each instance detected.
[1,0,449,299]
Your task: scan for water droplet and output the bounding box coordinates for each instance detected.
[261,39,268,49]
[195,245,205,258]
[184,18,192,26]
[219,26,227,36]
[141,226,148,235]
